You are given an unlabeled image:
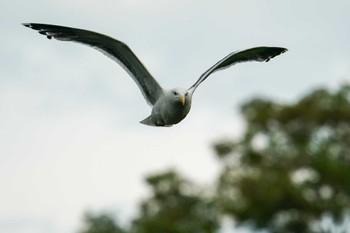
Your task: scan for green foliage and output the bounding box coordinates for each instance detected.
[79,211,127,233]
[131,170,220,233]
[215,84,350,232]
[78,171,219,233]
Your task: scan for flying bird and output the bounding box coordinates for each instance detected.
[23,23,287,127]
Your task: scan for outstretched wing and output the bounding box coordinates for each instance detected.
[23,23,163,106]
[188,46,287,93]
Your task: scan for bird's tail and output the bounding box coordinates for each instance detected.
[140,115,155,126]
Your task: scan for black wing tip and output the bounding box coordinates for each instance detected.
[265,47,288,62]
[22,23,45,30]
[22,23,45,27]
[271,47,288,53]
[22,23,53,39]
[280,48,288,54]
[22,23,32,28]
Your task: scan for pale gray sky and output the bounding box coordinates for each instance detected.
[1,1,350,233]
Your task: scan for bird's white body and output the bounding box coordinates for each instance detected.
[141,88,192,126]
[23,23,287,127]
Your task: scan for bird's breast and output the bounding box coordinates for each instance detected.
[153,101,191,125]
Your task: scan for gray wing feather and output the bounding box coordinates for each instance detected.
[23,23,163,106]
[189,46,287,92]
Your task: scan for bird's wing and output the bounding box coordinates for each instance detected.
[188,46,287,93]
[23,23,163,106]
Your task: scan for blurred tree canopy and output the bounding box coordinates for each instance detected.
[78,84,350,233]
[79,170,219,233]
[214,84,350,232]
[131,170,219,233]
[79,211,126,233]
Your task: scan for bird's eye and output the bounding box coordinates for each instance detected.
[172,91,178,96]
[185,92,188,97]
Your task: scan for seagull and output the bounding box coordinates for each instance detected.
[23,23,287,127]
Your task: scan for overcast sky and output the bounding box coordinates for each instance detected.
[1,1,350,233]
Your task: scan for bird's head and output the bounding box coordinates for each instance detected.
[169,88,190,106]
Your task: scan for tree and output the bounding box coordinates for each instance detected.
[131,170,220,233]
[214,84,350,232]
[78,211,127,233]
[77,170,219,233]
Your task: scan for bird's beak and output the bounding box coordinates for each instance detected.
[179,95,185,105]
